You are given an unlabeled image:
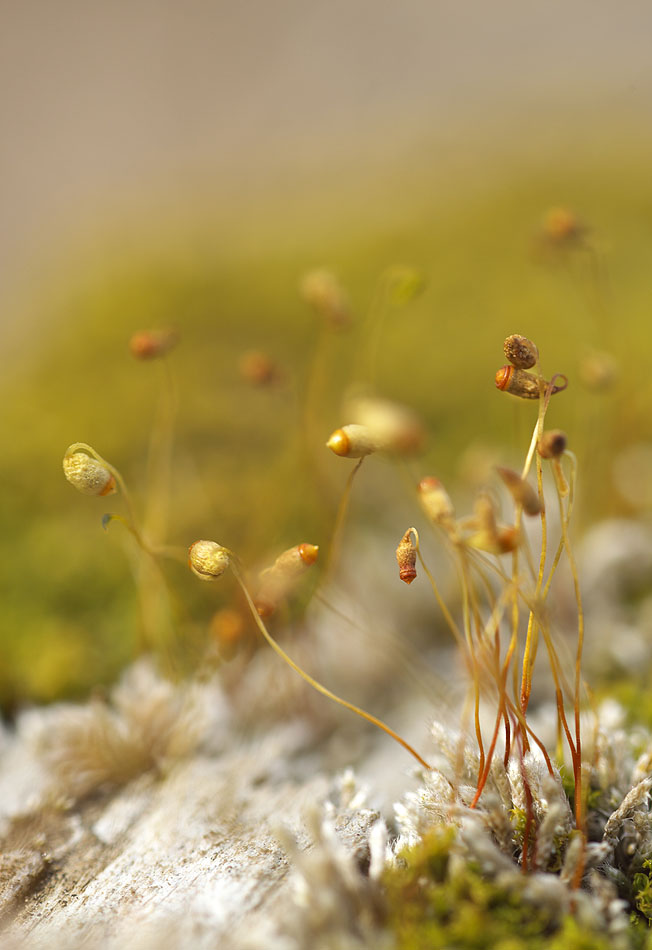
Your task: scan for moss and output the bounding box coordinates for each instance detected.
[5,153,652,703]
[632,860,652,922]
[383,829,613,950]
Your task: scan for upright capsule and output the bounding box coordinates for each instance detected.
[503,334,539,370]
[396,529,417,584]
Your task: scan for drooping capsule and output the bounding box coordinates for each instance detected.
[63,448,116,496]
[210,607,246,650]
[345,395,426,456]
[188,540,231,580]
[396,529,417,584]
[300,269,351,328]
[503,334,539,370]
[417,476,455,527]
[496,466,542,516]
[467,495,520,555]
[238,350,280,387]
[537,429,567,459]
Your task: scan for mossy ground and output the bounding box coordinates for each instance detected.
[384,829,616,950]
[3,150,652,705]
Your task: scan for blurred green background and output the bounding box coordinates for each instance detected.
[2,3,652,706]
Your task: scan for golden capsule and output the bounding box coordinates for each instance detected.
[188,540,230,580]
[63,449,116,496]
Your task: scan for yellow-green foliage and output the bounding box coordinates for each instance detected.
[3,154,652,704]
[633,860,652,921]
[383,829,612,950]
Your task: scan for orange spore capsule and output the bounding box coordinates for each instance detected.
[495,365,514,392]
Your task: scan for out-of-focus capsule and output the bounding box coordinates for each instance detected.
[129,328,179,360]
[210,607,246,649]
[255,543,319,617]
[238,350,280,387]
[496,466,542,516]
[541,207,585,245]
[345,395,425,456]
[578,350,619,391]
[300,269,351,328]
[466,493,520,555]
[417,476,455,527]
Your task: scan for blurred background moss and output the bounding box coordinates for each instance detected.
[2,2,652,706]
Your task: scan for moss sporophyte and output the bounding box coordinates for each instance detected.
[63,300,652,945]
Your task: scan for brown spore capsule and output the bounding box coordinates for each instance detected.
[503,334,539,370]
[538,429,567,459]
[496,466,542,516]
